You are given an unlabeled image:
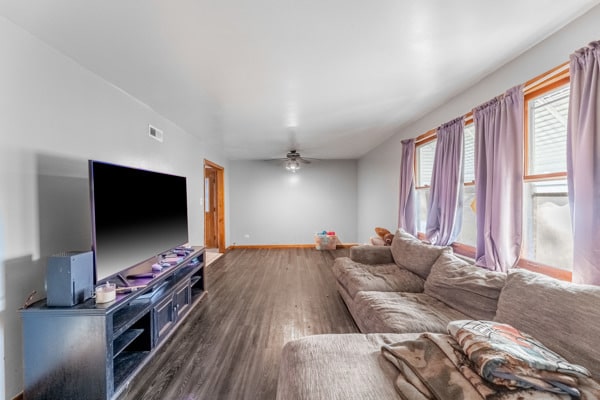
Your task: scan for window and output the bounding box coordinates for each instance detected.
[414,124,476,247]
[415,137,436,233]
[522,83,572,271]
[455,123,476,247]
[463,123,475,184]
[416,139,436,187]
[410,62,573,279]
[527,85,569,175]
[523,180,571,268]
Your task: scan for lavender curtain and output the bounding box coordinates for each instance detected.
[474,85,524,272]
[425,118,464,245]
[398,139,417,236]
[567,41,600,284]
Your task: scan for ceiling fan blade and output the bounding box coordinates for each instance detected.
[299,158,311,164]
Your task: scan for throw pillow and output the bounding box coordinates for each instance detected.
[390,229,448,279]
[424,252,506,320]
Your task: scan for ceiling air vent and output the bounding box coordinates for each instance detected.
[148,125,163,142]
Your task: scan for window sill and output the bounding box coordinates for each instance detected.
[416,233,572,281]
[452,241,572,281]
[515,258,572,282]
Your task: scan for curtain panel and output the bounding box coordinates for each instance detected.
[425,118,464,245]
[567,41,600,285]
[398,139,417,236]
[474,85,524,272]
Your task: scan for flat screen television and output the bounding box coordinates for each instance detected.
[89,160,189,283]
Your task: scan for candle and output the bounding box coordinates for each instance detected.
[95,282,116,304]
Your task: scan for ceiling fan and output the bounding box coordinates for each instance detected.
[265,149,315,172]
[265,129,317,172]
[284,150,311,172]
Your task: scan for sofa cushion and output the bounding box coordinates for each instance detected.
[494,269,600,381]
[390,229,448,279]
[352,291,469,334]
[332,257,424,299]
[276,333,417,400]
[424,251,506,320]
[349,245,394,264]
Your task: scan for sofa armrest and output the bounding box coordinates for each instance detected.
[349,245,394,265]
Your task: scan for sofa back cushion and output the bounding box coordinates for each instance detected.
[350,245,394,265]
[424,251,506,320]
[494,269,600,381]
[390,229,448,279]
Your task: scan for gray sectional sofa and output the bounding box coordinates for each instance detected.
[332,230,507,334]
[276,229,600,399]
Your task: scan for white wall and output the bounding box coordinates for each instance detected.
[357,139,403,242]
[229,160,358,245]
[0,17,225,399]
[357,4,600,244]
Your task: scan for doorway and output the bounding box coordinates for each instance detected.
[204,159,225,254]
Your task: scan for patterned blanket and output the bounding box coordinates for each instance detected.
[381,331,600,400]
[447,320,592,396]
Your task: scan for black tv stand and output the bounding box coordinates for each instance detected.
[20,246,206,400]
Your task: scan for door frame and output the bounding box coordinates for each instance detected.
[204,159,225,253]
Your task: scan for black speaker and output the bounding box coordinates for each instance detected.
[46,251,94,306]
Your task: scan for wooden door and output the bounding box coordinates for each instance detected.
[204,166,219,248]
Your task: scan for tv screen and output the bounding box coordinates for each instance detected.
[89,160,189,283]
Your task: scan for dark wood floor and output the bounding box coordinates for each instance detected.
[117,248,359,400]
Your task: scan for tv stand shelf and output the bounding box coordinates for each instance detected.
[20,246,206,400]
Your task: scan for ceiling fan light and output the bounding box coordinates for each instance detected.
[285,159,300,172]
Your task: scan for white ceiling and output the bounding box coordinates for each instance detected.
[1,1,599,160]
